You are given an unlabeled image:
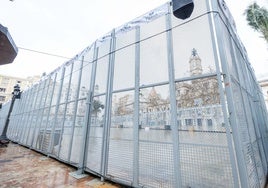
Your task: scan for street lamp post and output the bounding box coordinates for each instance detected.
[0,83,21,146]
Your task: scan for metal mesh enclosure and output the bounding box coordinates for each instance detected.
[1,0,268,187]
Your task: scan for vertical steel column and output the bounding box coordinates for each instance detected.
[67,56,84,162]
[40,73,57,153]
[57,63,74,157]
[31,79,48,148]
[18,90,31,143]
[230,28,265,186]
[24,87,37,146]
[254,96,268,163]
[206,2,241,184]
[133,26,140,187]
[19,88,31,144]
[6,94,19,140]
[77,43,98,173]
[48,67,65,154]
[207,0,249,187]
[100,29,116,181]
[249,98,268,178]
[25,84,41,146]
[166,6,182,188]
[33,77,51,149]
[23,87,36,144]
[249,65,268,166]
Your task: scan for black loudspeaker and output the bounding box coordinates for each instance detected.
[172,0,194,20]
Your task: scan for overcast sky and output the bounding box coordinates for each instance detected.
[0,0,267,79]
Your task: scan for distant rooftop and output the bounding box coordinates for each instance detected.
[0,24,18,65]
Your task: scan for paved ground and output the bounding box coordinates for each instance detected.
[0,142,122,188]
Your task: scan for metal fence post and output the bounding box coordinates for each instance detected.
[133,25,140,187]
[67,56,84,162]
[33,77,51,150]
[77,43,98,174]
[57,63,74,157]
[207,0,249,187]
[48,67,65,154]
[30,82,46,148]
[100,29,116,180]
[25,85,40,146]
[18,89,31,143]
[40,73,58,153]
[166,5,182,188]
[206,2,241,186]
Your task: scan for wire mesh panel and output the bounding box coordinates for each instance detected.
[58,101,76,161]
[180,144,233,187]
[137,18,174,188]
[139,141,175,188]
[69,100,86,164]
[0,101,11,136]
[108,138,133,181]
[216,1,268,185]
[26,110,38,146]
[22,85,38,146]
[32,78,50,150]
[105,30,136,182]
[19,91,33,145]
[231,80,260,187]
[174,75,234,187]
[65,59,83,164]
[242,91,266,184]
[107,91,135,182]
[26,83,44,147]
[1,1,268,187]
[68,50,94,163]
[85,41,110,172]
[37,74,56,152]
[8,111,21,141]
[86,96,106,173]
[51,103,65,155]
[138,85,175,187]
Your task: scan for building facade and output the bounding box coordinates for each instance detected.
[111,49,224,131]
[0,74,40,104]
[258,79,268,109]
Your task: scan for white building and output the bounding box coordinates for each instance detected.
[0,74,40,104]
[258,78,268,109]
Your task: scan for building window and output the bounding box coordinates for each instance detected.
[185,119,192,126]
[0,96,6,102]
[207,119,213,126]
[0,88,6,93]
[197,118,202,126]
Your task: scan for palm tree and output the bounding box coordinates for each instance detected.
[92,99,104,117]
[244,2,268,43]
[91,99,104,126]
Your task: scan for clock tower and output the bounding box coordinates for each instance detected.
[189,48,203,76]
